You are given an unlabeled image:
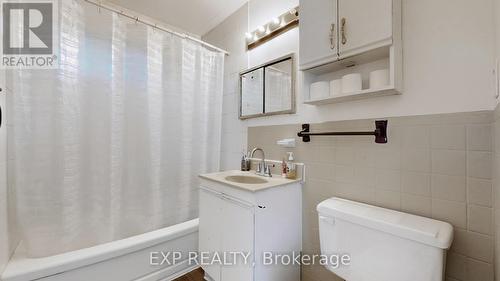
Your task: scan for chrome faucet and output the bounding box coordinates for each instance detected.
[250,147,272,177]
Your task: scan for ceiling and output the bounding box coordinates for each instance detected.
[108,0,248,36]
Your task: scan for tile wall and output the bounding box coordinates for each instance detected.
[203,4,249,171]
[248,111,495,281]
[494,105,500,280]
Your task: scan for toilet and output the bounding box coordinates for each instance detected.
[317,198,453,281]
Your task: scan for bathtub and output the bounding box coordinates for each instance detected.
[1,219,200,281]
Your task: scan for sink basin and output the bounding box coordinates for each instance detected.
[225,175,268,184]
[200,170,301,192]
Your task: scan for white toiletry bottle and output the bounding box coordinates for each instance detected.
[286,152,297,179]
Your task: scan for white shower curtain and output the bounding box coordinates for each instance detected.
[8,0,224,257]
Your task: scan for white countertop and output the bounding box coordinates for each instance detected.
[199,170,301,192]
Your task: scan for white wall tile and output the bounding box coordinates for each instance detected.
[431,174,466,202]
[375,169,401,191]
[463,231,494,263]
[401,193,432,217]
[446,252,467,280]
[468,205,493,235]
[401,172,431,196]
[335,165,355,183]
[467,124,492,151]
[467,151,492,179]
[431,125,466,150]
[431,150,466,176]
[374,148,401,170]
[375,189,401,210]
[400,126,430,149]
[401,149,430,172]
[466,258,494,281]
[467,178,492,207]
[335,147,355,165]
[431,199,467,229]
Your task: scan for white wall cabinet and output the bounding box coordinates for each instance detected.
[198,177,302,281]
[338,0,393,58]
[299,0,339,70]
[299,0,402,105]
[299,0,400,70]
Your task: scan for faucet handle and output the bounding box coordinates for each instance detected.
[264,164,273,177]
[256,162,263,174]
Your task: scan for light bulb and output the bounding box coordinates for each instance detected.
[265,26,271,35]
[272,17,280,25]
[253,34,259,41]
[280,17,286,27]
[258,25,265,33]
[245,32,252,39]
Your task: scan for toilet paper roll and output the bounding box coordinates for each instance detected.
[342,73,362,93]
[310,81,330,100]
[330,79,342,96]
[369,69,390,89]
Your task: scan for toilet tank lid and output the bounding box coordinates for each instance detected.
[317,198,454,249]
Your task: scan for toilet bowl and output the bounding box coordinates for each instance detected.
[317,198,453,281]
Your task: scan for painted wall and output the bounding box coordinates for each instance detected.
[203,3,249,170]
[495,0,500,105]
[203,0,498,170]
[248,0,497,127]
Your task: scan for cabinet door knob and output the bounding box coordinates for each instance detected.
[341,17,347,45]
[329,23,336,50]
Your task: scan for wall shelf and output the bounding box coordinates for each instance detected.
[299,0,402,106]
[304,85,400,105]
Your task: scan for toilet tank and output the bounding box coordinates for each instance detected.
[317,198,453,281]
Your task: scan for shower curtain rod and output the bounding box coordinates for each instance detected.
[83,0,230,56]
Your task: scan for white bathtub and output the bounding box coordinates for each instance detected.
[1,219,200,281]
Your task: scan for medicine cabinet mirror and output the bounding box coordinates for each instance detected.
[239,54,295,119]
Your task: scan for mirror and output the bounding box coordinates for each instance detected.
[241,68,264,117]
[240,54,295,119]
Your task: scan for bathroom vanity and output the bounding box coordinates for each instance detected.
[198,171,302,281]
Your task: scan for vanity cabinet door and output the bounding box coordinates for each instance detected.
[299,0,338,70]
[199,189,223,281]
[220,196,255,281]
[338,0,393,58]
[199,188,255,281]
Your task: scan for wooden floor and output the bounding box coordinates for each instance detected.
[173,268,205,281]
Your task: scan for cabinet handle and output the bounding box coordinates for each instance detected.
[341,17,347,45]
[329,23,335,50]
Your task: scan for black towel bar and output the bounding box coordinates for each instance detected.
[297,120,388,144]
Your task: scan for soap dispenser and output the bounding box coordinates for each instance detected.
[241,151,251,171]
[285,152,297,179]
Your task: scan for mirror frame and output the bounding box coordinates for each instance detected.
[239,53,296,119]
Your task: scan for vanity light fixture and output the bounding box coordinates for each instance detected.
[245,6,299,50]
